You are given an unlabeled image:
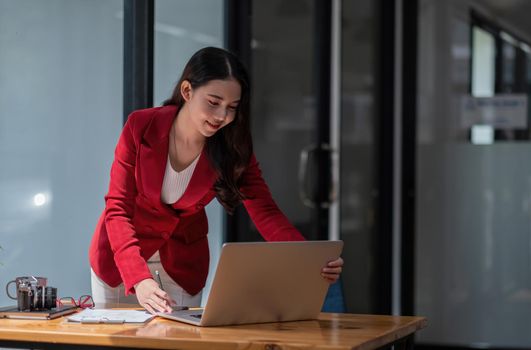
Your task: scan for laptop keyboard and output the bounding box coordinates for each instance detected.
[190,314,202,319]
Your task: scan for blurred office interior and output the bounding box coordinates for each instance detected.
[0,0,530,349]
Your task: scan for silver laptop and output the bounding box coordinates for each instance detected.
[157,240,343,326]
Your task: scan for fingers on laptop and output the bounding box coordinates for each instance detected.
[327,257,344,268]
[321,270,341,283]
[321,257,343,283]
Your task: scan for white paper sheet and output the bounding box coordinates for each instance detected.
[67,309,154,323]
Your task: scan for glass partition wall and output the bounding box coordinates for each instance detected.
[0,0,225,308]
[0,0,123,304]
[416,0,531,347]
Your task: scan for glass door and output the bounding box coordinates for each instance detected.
[229,0,380,313]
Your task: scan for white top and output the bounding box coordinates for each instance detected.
[160,154,200,204]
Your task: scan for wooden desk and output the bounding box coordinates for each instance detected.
[0,312,426,350]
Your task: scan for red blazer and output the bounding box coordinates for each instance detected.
[89,105,304,296]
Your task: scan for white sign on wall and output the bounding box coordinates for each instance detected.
[461,94,528,128]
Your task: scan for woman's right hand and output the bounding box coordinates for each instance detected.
[134,279,175,314]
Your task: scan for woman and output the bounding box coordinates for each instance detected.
[89,47,343,314]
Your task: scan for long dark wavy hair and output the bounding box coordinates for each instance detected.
[163,47,253,214]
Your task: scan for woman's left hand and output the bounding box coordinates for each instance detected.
[321,257,343,284]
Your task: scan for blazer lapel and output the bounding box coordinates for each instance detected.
[138,105,218,212]
[172,147,218,210]
[138,106,176,207]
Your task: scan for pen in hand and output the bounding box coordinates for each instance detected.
[154,270,188,312]
[155,270,164,291]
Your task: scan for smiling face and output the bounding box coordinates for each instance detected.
[181,78,241,138]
